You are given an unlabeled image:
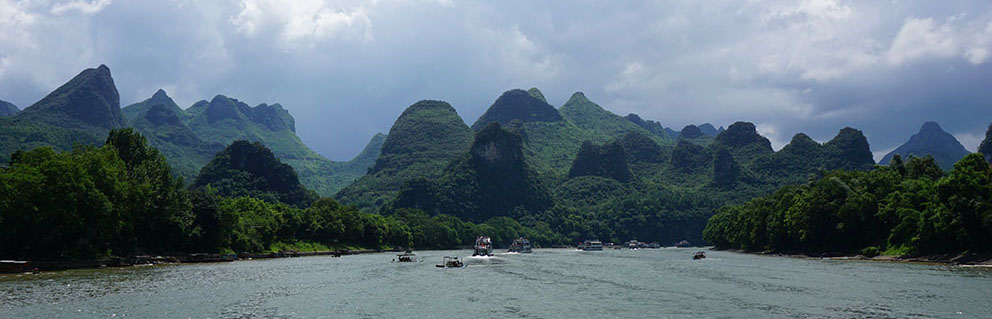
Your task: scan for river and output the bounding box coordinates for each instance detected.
[2,248,990,318]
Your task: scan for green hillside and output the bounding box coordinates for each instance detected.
[0,65,125,163]
[336,100,474,211]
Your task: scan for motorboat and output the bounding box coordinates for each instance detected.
[626,239,639,250]
[473,236,494,256]
[436,256,465,268]
[579,240,603,251]
[508,237,533,253]
[675,240,691,248]
[693,251,706,260]
[395,250,418,262]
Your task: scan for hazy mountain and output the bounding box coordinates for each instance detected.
[0,100,17,117]
[879,122,969,171]
[336,100,474,211]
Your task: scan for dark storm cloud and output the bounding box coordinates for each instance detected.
[1,0,990,160]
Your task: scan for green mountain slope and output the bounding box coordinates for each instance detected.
[394,122,554,222]
[15,65,126,130]
[0,65,125,163]
[880,122,970,171]
[559,92,663,143]
[471,88,563,130]
[122,90,222,180]
[336,100,474,211]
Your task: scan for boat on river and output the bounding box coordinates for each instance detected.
[436,256,465,268]
[395,250,418,262]
[578,240,603,251]
[508,237,532,253]
[473,236,494,256]
[675,240,691,247]
[693,251,706,260]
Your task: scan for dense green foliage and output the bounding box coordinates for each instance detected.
[0,129,192,259]
[336,100,474,211]
[703,154,992,256]
[393,123,555,222]
[568,140,632,182]
[880,122,970,171]
[471,88,563,130]
[193,140,318,208]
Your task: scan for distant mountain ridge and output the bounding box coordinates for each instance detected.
[0,65,376,196]
[0,100,18,117]
[880,121,970,171]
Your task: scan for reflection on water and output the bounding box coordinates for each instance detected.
[2,248,991,318]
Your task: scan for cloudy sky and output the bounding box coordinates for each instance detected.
[1,0,991,161]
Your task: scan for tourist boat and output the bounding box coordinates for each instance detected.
[579,240,603,251]
[626,239,639,250]
[473,236,494,256]
[693,251,706,260]
[436,256,465,268]
[395,250,418,262]
[675,240,691,247]
[0,260,31,273]
[507,237,533,253]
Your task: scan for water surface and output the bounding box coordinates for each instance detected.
[2,248,990,318]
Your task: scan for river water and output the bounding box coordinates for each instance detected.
[2,248,990,318]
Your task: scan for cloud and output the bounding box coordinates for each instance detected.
[230,0,373,48]
[1,0,991,161]
[51,0,112,15]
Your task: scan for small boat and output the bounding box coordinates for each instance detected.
[508,237,533,253]
[693,251,706,260]
[675,240,691,248]
[436,256,465,268]
[473,236,494,256]
[578,240,603,251]
[395,250,418,262]
[626,239,639,250]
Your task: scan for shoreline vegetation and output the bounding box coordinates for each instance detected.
[714,248,992,267]
[703,153,992,266]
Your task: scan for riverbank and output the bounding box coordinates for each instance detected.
[721,248,992,266]
[0,248,398,274]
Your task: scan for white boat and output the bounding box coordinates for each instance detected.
[395,250,417,262]
[473,236,493,256]
[579,240,603,251]
[436,256,465,268]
